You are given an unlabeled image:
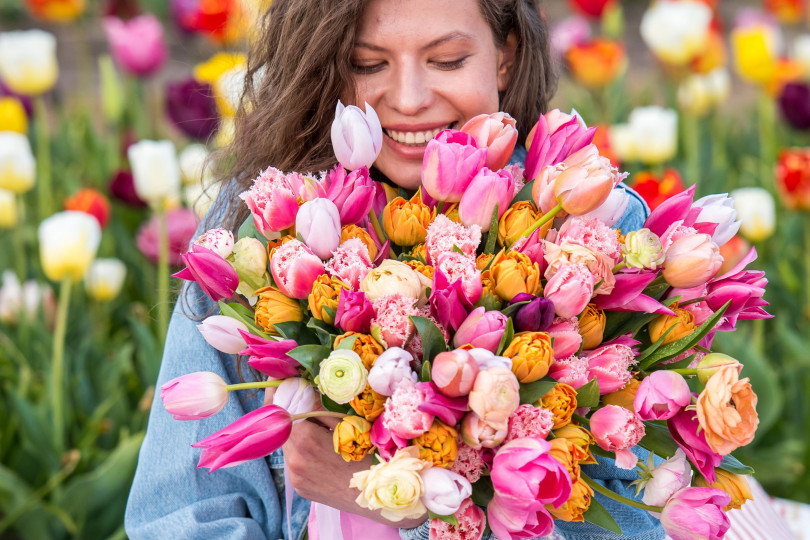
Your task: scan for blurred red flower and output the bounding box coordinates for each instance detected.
[64,188,111,229]
[568,0,614,18]
[764,0,804,24]
[630,169,686,211]
[24,0,84,23]
[776,149,810,210]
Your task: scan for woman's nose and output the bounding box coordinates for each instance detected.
[386,60,433,117]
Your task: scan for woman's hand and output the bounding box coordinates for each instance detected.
[282,418,428,530]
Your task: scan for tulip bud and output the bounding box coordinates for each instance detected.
[0,97,28,134]
[432,349,479,398]
[103,15,168,78]
[498,201,540,247]
[326,166,376,225]
[38,211,102,283]
[578,303,606,349]
[316,349,368,404]
[173,244,240,301]
[648,307,696,346]
[367,347,417,396]
[420,467,472,515]
[229,237,269,297]
[0,189,18,229]
[0,30,59,96]
[160,371,229,420]
[696,353,742,384]
[178,144,212,186]
[580,186,630,227]
[458,167,515,231]
[730,187,776,243]
[460,112,518,170]
[127,140,181,207]
[502,331,554,384]
[197,315,249,355]
[84,258,127,302]
[0,132,36,194]
[659,487,731,540]
[421,130,487,202]
[544,263,595,319]
[271,377,318,420]
[461,411,507,449]
[453,306,507,352]
[331,100,383,171]
[334,289,374,334]
[512,293,555,332]
[553,145,615,215]
[693,194,740,247]
[663,234,723,289]
[296,198,342,260]
[488,250,542,302]
[382,190,435,247]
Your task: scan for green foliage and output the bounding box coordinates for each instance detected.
[410,316,448,363]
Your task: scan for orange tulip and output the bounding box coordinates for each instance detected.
[25,0,84,23]
[566,39,626,89]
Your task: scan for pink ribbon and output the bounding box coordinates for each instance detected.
[308,502,402,540]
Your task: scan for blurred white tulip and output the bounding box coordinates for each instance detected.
[38,211,102,283]
[0,30,58,96]
[640,0,712,66]
[85,258,127,302]
[0,188,17,228]
[127,140,181,208]
[730,187,776,243]
[0,132,36,194]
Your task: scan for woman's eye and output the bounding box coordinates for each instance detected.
[352,62,385,75]
[432,57,468,71]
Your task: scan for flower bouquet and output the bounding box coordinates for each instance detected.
[161,102,769,540]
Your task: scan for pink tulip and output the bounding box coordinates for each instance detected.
[468,366,520,431]
[420,467,472,516]
[660,487,731,540]
[491,437,572,510]
[548,355,590,389]
[544,263,594,318]
[585,343,637,394]
[194,228,234,259]
[468,348,512,371]
[551,15,592,56]
[663,233,723,289]
[590,405,646,469]
[173,244,240,301]
[331,101,383,171]
[460,112,519,171]
[429,498,485,540]
[193,405,292,471]
[487,496,555,540]
[553,145,617,216]
[197,315,249,355]
[461,411,507,449]
[325,166,376,225]
[547,317,583,359]
[103,15,168,77]
[416,382,468,426]
[453,307,507,352]
[635,371,691,420]
[434,252,483,305]
[239,167,301,238]
[429,279,474,333]
[269,239,325,299]
[334,289,374,333]
[270,378,318,421]
[458,167,515,231]
[136,207,197,266]
[580,187,631,227]
[421,130,487,202]
[367,347,417,396]
[432,349,479,398]
[295,198,342,260]
[594,270,676,315]
[285,172,327,202]
[644,185,698,238]
[524,109,596,181]
[239,331,300,379]
[641,449,692,507]
[160,371,228,420]
[704,247,771,331]
[370,410,408,461]
[667,407,723,484]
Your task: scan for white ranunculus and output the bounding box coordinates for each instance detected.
[85,258,127,301]
[127,140,181,207]
[640,0,712,66]
[38,211,101,283]
[730,187,776,243]
[0,132,36,194]
[0,30,58,96]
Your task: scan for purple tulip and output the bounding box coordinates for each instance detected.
[295,198,341,260]
[166,78,219,140]
[172,244,239,301]
[511,293,555,332]
[416,381,469,425]
[421,130,487,202]
[109,169,147,207]
[331,101,383,171]
[458,167,515,231]
[334,289,373,334]
[779,82,810,130]
[325,166,376,225]
[103,15,168,78]
[238,331,300,379]
[0,80,33,117]
[453,306,507,352]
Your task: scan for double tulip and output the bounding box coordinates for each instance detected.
[0,30,59,96]
[331,101,383,171]
[239,167,300,237]
[421,130,487,202]
[103,15,168,78]
[38,211,101,283]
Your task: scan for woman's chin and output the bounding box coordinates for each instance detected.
[374,158,424,191]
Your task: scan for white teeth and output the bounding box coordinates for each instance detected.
[385,125,451,146]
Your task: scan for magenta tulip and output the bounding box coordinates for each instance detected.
[193,405,292,471]
[269,239,325,299]
[429,279,473,332]
[491,437,572,510]
[415,382,468,426]
[173,244,239,301]
[704,247,771,331]
[460,112,519,171]
[660,487,731,540]
[524,109,596,181]
[334,289,374,333]
[239,331,300,379]
[103,15,168,78]
[667,406,723,484]
[453,306,507,352]
[295,198,342,260]
[369,410,408,461]
[197,315,249,355]
[160,371,228,420]
[325,166,376,225]
[421,130,487,202]
[431,349,479,398]
[136,207,197,265]
[239,167,301,237]
[590,405,645,469]
[544,263,594,318]
[635,371,691,420]
[331,101,383,171]
[458,167,515,231]
[594,270,675,315]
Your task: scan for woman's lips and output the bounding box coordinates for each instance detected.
[381,122,455,159]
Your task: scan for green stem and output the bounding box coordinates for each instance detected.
[290,410,349,421]
[678,296,706,307]
[710,110,726,182]
[671,368,699,376]
[612,262,627,274]
[683,113,700,186]
[581,474,664,513]
[51,278,72,452]
[34,96,52,220]
[758,91,775,191]
[13,195,25,279]
[572,413,591,426]
[157,202,170,346]
[519,203,563,242]
[436,201,445,215]
[226,380,283,392]
[805,217,810,320]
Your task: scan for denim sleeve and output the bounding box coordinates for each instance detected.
[399,521,430,540]
[124,289,292,540]
[612,183,650,234]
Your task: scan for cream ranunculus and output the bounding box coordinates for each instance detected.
[0,188,17,228]
[316,349,368,404]
[730,187,776,243]
[349,446,429,522]
[127,140,181,207]
[0,30,59,96]
[85,258,127,302]
[640,0,712,66]
[360,259,429,305]
[0,132,36,194]
[39,211,101,283]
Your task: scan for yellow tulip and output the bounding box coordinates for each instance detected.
[732,26,777,85]
[0,98,28,134]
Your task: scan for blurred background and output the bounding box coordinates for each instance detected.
[1,0,809,538]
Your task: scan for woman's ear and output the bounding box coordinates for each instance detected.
[497,31,518,92]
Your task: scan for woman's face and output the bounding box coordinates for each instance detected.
[352,0,512,189]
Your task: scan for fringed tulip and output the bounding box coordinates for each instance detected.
[193,405,292,471]
[84,258,126,302]
[585,342,637,394]
[197,315,248,355]
[434,252,482,305]
[173,244,239,301]
[432,349,479,398]
[0,30,58,96]
[239,167,300,237]
[331,101,383,171]
[660,488,731,540]
[269,239,325,299]
[161,371,229,421]
[295,198,342,260]
[421,130,487,202]
[634,371,691,420]
[326,166,376,225]
[460,112,518,171]
[458,167,515,231]
[590,405,645,469]
[239,331,300,379]
[194,228,234,259]
[38,211,101,283]
[544,264,594,318]
[547,317,584,360]
[103,15,168,78]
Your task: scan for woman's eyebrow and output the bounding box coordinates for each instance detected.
[354,31,475,53]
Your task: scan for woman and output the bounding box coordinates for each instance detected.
[125,0,652,539]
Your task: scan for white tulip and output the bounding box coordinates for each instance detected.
[0,132,36,194]
[0,30,58,96]
[608,123,637,163]
[85,258,127,302]
[580,188,630,227]
[677,69,730,117]
[640,449,692,507]
[793,34,810,75]
[640,0,712,66]
[614,107,678,165]
[693,193,741,247]
[0,271,21,323]
[38,211,101,283]
[127,140,181,208]
[178,144,212,186]
[0,188,17,228]
[730,187,776,243]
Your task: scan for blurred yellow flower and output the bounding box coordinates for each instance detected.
[85,258,127,302]
[732,26,777,86]
[0,98,28,134]
[0,189,17,229]
[38,211,101,283]
[193,53,247,86]
[0,30,59,96]
[24,0,85,23]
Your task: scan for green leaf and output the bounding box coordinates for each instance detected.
[638,421,679,459]
[219,301,270,338]
[335,335,358,351]
[495,318,515,356]
[500,300,529,319]
[322,305,337,321]
[484,203,499,255]
[428,510,459,526]
[237,216,265,242]
[288,344,331,377]
[583,495,622,535]
[410,316,448,363]
[519,379,558,404]
[471,477,495,507]
[452,244,465,254]
[719,453,755,476]
[421,360,432,383]
[576,378,600,408]
[511,179,535,203]
[273,321,303,340]
[320,393,352,414]
[635,324,678,363]
[307,318,337,348]
[650,352,696,371]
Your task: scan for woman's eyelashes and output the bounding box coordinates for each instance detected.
[350,56,470,75]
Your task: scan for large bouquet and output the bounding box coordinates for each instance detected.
[161,103,769,540]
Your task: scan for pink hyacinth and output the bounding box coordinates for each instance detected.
[103,15,168,77]
[487,496,555,540]
[369,410,408,461]
[193,405,292,472]
[269,239,325,299]
[421,130,487,202]
[429,497,486,540]
[460,112,519,171]
[585,343,638,394]
[544,263,594,318]
[334,289,374,333]
[453,306,507,352]
[634,371,691,421]
[451,433,487,483]
[660,487,731,540]
[424,214,482,265]
[431,349,479,398]
[667,406,723,484]
[325,238,372,289]
[434,252,483,305]
[590,405,645,469]
[504,404,555,443]
[173,244,240,301]
[557,216,623,264]
[383,382,434,439]
[547,317,584,360]
[458,167,515,231]
[548,355,590,389]
[416,382,469,426]
[491,437,572,510]
[367,347,417,396]
[371,293,418,348]
[160,371,228,420]
[239,167,300,237]
[239,331,300,379]
[325,166,376,225]
[524,109,596,182]
[295,198,342,260]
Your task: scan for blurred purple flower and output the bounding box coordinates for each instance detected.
[0,81,33,117]
[779,82,810,130]
[137,207,198,266]
[109,169,147,207]
[166,78,219,140]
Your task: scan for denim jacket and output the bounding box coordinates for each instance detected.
[125,162,657,540]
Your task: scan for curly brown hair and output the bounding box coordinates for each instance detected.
[209,0,557,232]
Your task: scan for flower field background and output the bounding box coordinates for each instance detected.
[0,0,809,538]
